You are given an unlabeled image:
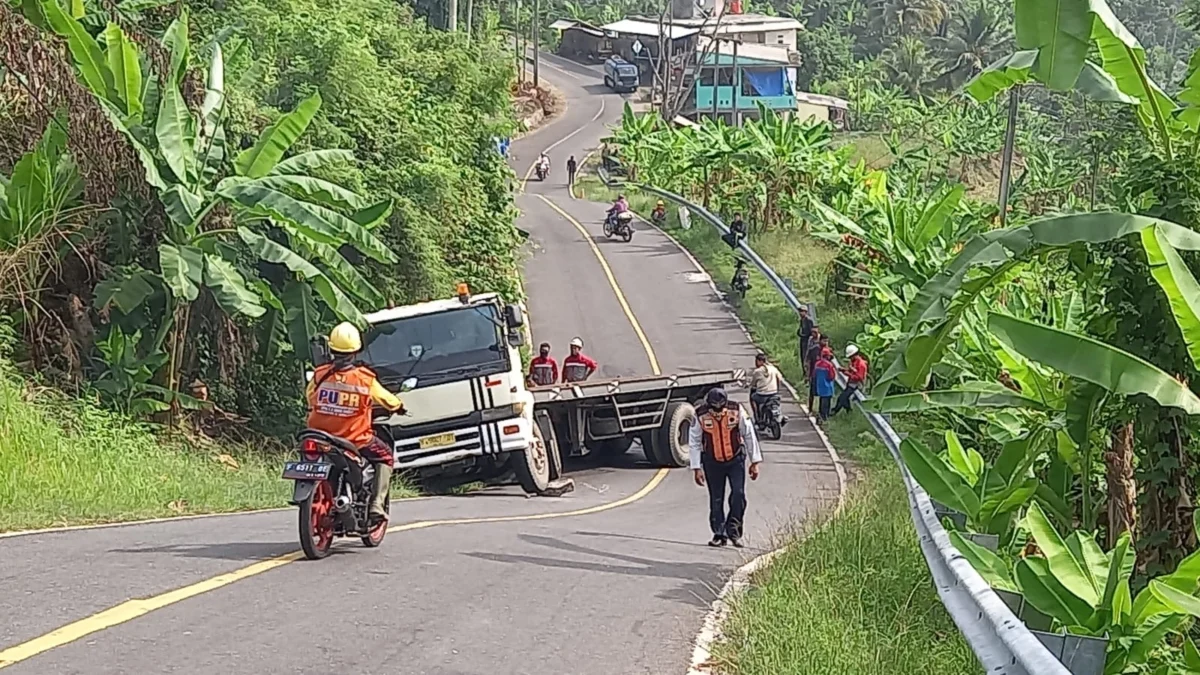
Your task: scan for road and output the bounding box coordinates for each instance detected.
[0,54,839,675]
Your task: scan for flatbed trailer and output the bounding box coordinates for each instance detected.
[529,369,746,471]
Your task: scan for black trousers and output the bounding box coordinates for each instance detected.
[831,383,859,415]
[703,453,747,539]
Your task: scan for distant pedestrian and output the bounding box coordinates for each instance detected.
[831,344,868,417]
[690,388,762,548]
[797,306,814,374]
[805,332,828,412]
[813,348,837,421]
[567,154,577,187]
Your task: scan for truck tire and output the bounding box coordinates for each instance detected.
[513,423,551,495]
[648,401,695,468]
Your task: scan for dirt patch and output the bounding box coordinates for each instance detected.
[512,81,565,136]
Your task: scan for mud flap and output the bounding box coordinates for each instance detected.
[290,480,316,505]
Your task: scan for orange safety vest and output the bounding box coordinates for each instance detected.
[699,406,743,463]
[306,363,378,448]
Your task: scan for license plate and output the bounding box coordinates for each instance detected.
[282,461,332,480]
[419,432,456,449]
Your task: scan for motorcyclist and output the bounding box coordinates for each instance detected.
[538,152,550,172]
[528,342,558,387]
[562,337,598,383]
[731,258,750,294]
[608,194,630,218]
[651,200,667,224]
[748,352,786,428]
[306,322,404,525]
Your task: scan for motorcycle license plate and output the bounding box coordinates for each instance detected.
[419,432,456,449]
[282,461,332,480]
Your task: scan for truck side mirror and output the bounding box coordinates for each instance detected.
[507,328,526,348]
[504,303,526,329]
[309,336,331,366]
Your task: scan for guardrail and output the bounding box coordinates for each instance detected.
[608,173,1073,675]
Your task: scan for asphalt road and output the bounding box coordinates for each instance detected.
[0,53,839,675]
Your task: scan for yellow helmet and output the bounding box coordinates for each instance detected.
[328,322,362,354]
[657,200,664,206]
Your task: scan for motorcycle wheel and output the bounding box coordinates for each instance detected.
[361,494,389,548]
[299,480,335,560]
[603,220,614,238]
[769,419,782,441]
[622,227,633,243]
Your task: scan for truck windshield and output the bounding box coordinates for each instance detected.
[361,305,505,380]
[618,66,637,77]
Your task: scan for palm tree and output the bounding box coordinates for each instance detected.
[867,0,947,39]
[882,36,932,96]
[931,0,1011,88]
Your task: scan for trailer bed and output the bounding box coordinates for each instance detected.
[530,369,745,404]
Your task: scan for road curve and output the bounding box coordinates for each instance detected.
[0,54,839,675]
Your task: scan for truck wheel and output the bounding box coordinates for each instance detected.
[648,401,695,468]
[594,436,635,457]
[513,423,551,494]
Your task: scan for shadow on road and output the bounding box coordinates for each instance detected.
[461,533,729,608]
[109,541,299,562]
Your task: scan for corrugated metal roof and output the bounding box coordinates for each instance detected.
[600,19,700,39]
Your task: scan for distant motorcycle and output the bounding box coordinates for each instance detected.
[731,260,750,299]
[753,392,785,440]
[604,211,635,242]
[535,162,549,181]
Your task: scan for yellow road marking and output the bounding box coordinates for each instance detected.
[0,469,668,669]
[536,195,661,375]
[520,100,606,192]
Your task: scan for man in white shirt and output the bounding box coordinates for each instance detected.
[688,388,763,548]
[748,352,783,425]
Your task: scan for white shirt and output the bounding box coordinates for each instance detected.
[749,364,782,395]
[688,404,763,470]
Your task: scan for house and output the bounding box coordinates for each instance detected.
[550,19,612,62]
[795,92,850,129]
[685,39,800,124]
[674,13,802,51]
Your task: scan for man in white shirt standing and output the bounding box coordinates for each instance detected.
[688,388,763,548]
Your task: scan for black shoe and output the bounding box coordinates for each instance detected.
[708,536,727,547]
[729,537,744,548]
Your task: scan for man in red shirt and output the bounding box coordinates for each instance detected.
[562,337,598,383]
[831,343,868,417]
[528,342,558,387]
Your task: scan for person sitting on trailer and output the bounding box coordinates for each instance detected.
[528,342,558,387]
[562,337,598,383]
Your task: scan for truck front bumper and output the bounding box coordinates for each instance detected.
[393,416,534,470]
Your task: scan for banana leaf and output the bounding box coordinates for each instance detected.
[1015,556,1095,626]
[203,255,266,318]
[1025,501,1099,605]
[235,93,322,178]
[238,227,362,324]
[40,0,114,100]
[865,382,1050,413]
[200,43,223,139]
[965,50,1036,102]
[1089,2,1179,136]
[1014,0,1091,90]
[103,23,142,122]
[269,149,356,177]
[158,243,203,302]
[989,313,1200,415]
[161,10,189,86]
[948,530,1016,591]
[945,430,982,487]
[1142,225,1200,370]
[156,76,196,185]
[283,279,320,358]
[251,175,370,212]
[94,98,166,189]
[899,437,980,518]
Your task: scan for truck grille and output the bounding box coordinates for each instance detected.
[393,423,506,464]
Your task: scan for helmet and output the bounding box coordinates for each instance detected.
[656,200,664,206]
[329,322,362,354]
[821,347,833,358]
[706,388,728,408]
[846,344,860,358]
[570,337,584,348]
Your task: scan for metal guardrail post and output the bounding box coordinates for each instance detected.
[607,175,1074,675]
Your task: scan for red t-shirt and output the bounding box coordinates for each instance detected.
[529,355,558,385]
[847,355,868,384]
[562,353,598,382]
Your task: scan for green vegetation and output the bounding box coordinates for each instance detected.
[0,0,521,528]
[710,418,978,675]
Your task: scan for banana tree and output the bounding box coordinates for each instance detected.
[36,3,395,410]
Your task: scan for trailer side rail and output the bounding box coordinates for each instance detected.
[530,369,745,404]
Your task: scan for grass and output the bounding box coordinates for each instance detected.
[576,168,976,674]
[0,362,417,532]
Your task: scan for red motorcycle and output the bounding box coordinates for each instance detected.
[285,430,389,560]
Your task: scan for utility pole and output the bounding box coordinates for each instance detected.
[997,86,1020,227]
[663,12,674,118]
[710,38,719,121]
[515,0,525,84]
[448,0,457,31]
[532,0,540,87]
[731,40,739,126]
[466,0,473,44]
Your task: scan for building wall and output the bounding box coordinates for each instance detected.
[794,101,831,123]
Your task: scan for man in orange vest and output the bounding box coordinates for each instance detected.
[307,322,407,524]
[688,388,763,547]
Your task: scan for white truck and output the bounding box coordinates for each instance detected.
[312,284,743,495]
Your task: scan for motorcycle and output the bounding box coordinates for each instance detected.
[603,211,635,242]
[753,392,786,440]
[535,161,549,181]
[731,263,750,299]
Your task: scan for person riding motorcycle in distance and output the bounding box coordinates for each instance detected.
[306,322,405,525]
[608,194,629,218]
[562,337,598,383]
[749,353,787,427]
